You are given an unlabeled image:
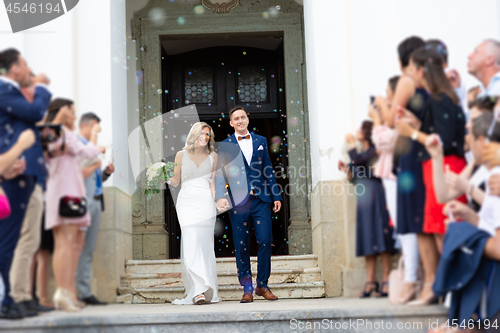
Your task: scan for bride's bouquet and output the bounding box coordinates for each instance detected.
[144,161,176,200]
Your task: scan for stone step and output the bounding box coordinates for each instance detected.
[121,269,322,289]
[0,299,448,333]
[128,281,325,303]
[125,254,319,274]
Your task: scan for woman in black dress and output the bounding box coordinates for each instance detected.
[339,121,397,298]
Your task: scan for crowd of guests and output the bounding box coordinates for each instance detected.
[340,37,500,332]
[0,48,114,319]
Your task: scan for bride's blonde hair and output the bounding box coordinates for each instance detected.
[183,122,215,154]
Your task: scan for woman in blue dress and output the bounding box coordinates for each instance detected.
[339,121,397,298]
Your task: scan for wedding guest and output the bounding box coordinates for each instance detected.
[371,76,421,304]
[425,98,497,215]
[396,47,467,306]
[339,121,397,298]
[426,39,467,111]
[376,36,427,304]
[76,112,114,306]
[0,48,51,319]
[468,40,500,97]
[0,129,36,311]
[9,82,54,316]
[397,47,467,245]
[430,112,500,333]
[44,99,103,312]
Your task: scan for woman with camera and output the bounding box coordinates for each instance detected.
[44,98,103,312]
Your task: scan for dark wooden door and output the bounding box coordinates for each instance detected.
[162,45,289,258]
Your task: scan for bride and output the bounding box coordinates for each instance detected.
[168,122,220,305]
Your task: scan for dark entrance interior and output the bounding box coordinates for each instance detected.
[160,36,289,258]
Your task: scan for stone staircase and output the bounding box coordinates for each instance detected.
[118,254,325,303]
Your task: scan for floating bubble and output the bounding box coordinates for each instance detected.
[148,7,166,26]
[193,5,205,15]
[157,89,162,94]
[177,16,186,25]
[398,171,416,193]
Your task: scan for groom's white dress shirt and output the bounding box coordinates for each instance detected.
[236,131,253,165]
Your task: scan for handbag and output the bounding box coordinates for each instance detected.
[54,130,88,218]
[59,196,87,217]
[388,256,406,304]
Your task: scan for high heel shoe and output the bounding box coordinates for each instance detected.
[375,281,389,298]
[359,281,379,298]
[397,282,418,304]
[53,288,81,312]
[407,283,438,306]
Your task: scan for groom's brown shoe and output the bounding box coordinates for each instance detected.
[240,291,253,303]
[255,287,278,301]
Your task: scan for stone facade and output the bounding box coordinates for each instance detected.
[130,0,312,260]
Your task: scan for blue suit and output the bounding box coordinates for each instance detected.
[215,133,282,291]
[0,78,51,306]
[434,223,500,323]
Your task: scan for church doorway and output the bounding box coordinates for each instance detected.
[160,38,290,258]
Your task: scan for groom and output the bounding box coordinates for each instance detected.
[215,106,283,303]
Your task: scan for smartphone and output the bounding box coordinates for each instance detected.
[370,96,375,104]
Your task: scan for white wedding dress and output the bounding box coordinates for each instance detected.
[172,150,220,305]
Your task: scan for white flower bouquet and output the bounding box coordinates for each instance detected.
[144,161,176,199]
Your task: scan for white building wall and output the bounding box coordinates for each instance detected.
[305,0,500,187]
[0,0,131,194]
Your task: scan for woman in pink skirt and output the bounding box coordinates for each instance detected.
[44,99,103,312]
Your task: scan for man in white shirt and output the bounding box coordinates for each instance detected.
[444,112,500,261]
[468,40,500,97]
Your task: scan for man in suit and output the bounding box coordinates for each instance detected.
[76,112,114,305]
[215,106,283,303]
[0,49,51,319]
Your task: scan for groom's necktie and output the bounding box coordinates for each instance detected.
[238,134,251,141]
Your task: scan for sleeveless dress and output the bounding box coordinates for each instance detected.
[349,147,397,257]
[395,87,428,234]
[172,150,220,305]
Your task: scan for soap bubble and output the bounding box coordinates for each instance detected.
[177,17,186,25]
[148,8,166,26]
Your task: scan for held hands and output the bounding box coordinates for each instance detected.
[424,134,444,159]
[216,198,230,212]
[17,129,36,151]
